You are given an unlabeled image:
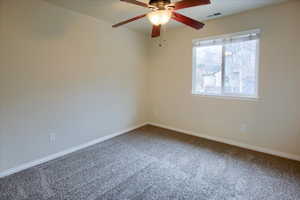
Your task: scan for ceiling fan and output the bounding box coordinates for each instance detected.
[112,0,211,38]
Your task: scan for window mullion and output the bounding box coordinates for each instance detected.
[221,44,226,95]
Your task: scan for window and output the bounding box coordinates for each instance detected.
[192,30,260,99]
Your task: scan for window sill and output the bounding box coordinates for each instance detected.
[191,93,259,102]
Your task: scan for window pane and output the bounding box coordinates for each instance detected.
[194,45,222,94]
[224,40,258,96]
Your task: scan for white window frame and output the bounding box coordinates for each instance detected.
[192,29,261,100]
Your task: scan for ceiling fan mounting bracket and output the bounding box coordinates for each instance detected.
[149,0,171,6]
[149,0,171,10]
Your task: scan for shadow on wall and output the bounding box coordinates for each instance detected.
[11,0,78,40]
[43,0,131,24]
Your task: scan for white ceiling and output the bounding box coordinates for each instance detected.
[45,0,288,34]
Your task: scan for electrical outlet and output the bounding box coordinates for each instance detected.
[240,124,247,133]
[153,109,158,118]
[49,133,56,143]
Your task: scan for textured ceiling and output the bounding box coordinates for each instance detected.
[45,0,288,34]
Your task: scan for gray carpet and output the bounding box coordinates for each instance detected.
[1,125,300,200]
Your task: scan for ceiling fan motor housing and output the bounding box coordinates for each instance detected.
[149,0,171,9]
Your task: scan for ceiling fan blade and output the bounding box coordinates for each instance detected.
[174,0,210,10]
[172,12,204,30]
[152,25,161,38]
[112,14,147,28]
[120,0,149,8]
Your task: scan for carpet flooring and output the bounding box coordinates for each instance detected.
[1,125,300,200]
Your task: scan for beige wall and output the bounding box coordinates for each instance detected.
[0,0,4,171]
[0,0,148,172]
[149,1,300,156]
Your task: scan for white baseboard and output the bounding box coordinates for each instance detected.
[148,122,300,162]
[2,122,299,178]
[0,123,147,178]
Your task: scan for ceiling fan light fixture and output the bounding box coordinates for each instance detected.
[113,0,211,38]
[147,10,172,26]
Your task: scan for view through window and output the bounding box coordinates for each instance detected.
[192,30,260,99]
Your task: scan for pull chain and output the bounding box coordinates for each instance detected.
[158,25,167,47]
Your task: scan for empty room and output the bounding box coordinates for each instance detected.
[0,0,299,199]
